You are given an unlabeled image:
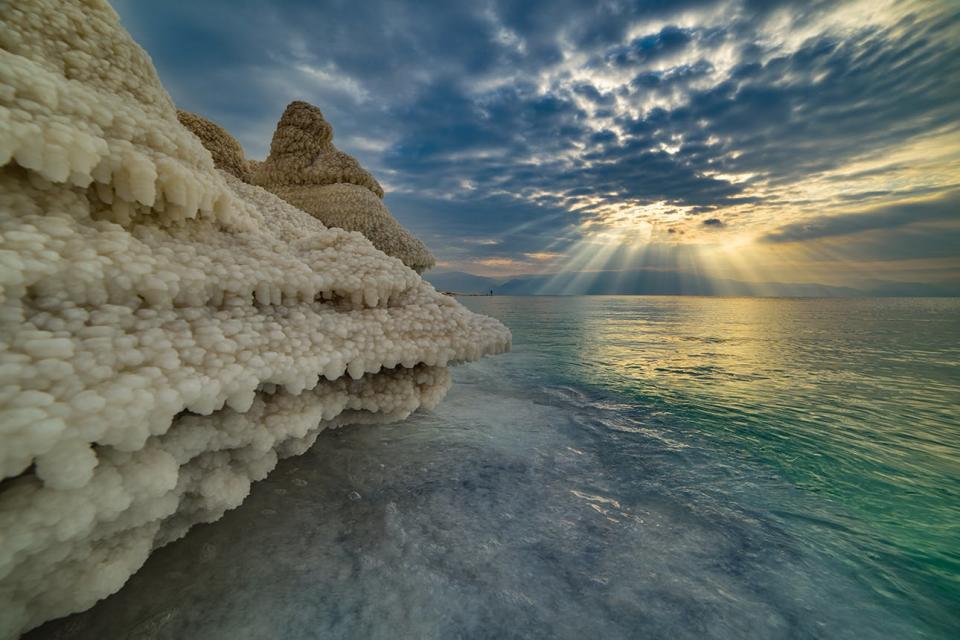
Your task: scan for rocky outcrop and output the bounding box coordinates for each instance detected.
[0,1,508,637]
[254,101,384,196]
[176,110,253,183]
[252,102,436,273]
[176,101,436,273]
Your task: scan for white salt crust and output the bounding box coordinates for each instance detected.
[0,2,509,637]
[0,365,452,636]
[269,182,437,276]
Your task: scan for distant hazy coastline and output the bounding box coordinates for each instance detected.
[427,269,960,297]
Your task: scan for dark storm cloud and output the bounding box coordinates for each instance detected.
[630,59,715,90]
[659,15,960,183]
[572,83,617,105]
[761,191,960,243]
[112,0,960,272]
[603,26,696,67]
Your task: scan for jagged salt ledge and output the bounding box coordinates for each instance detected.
[1,365,451,636]
[0,1,509,637]
[0,10,248,232]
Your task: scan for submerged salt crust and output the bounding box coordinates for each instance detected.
[0,2,510,637]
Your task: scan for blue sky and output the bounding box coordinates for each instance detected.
[114,0,960,288]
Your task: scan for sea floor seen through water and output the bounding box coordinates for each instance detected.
[27,296,960,639]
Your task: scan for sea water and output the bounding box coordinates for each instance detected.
[28,297,960,639]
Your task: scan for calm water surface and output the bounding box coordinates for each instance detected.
[471,296,960,635]
[30,296,960,639]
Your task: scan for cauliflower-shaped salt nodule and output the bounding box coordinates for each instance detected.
[0,1,509,637]
[253,101,436,273]
[176,110,253,183]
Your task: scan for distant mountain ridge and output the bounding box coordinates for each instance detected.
[426,269,959,297]
[424,271,502,293]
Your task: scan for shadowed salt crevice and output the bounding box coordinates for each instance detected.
[0,2,509,637]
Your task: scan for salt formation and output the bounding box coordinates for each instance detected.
[253,102,436,273]
[176,110,254,183]
[177,102,436,274]
[0,2,509,638]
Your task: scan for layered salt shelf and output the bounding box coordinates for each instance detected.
[0,1,509,637]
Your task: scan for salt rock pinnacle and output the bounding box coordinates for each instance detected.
[253,101,436,273]
[255,101,384,196]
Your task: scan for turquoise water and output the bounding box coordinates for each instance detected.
[464,296,960,636]
[29,296,960,639]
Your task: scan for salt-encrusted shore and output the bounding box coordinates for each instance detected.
[0,1,509,637]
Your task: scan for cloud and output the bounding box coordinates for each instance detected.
[630,59,715,89]
[603,26,695,68]
[111,0,960,283]
[761,192,960,243]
